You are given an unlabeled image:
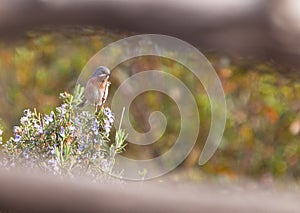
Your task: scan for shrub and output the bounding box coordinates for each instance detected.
[0,87,127,181]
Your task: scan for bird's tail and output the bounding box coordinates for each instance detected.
[77,99,88,108]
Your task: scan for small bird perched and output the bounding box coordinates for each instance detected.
[77,66,111,112]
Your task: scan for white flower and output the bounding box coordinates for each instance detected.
[13,126,21,134]
[60,126,65,138]
[20,116,29,124]
[34,123,43,134]
[44,112,54,125]
[14,134,22,143]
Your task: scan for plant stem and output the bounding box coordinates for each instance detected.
[119,107,125,132]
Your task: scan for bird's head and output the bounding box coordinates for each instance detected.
[92,66,110,78]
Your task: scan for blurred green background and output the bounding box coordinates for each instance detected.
[1,27,300,183]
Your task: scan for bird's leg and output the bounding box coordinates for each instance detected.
[102,97,106,105]
[95,104,99,114]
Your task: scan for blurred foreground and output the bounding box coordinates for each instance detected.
[0,167,300,212]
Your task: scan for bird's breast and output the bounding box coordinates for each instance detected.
[98,76,109,90]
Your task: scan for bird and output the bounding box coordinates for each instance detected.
[77,66,111,112]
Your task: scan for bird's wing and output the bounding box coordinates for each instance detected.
[85,78,100,105]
